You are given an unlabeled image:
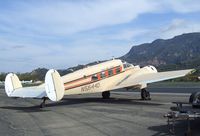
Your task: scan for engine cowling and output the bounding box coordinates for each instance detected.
[143,65,157,73]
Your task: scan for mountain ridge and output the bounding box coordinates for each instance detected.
[0,32,200,81]
[121,32,200,70]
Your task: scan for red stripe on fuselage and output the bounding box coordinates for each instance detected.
[64,65,124,91]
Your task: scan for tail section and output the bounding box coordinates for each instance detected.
[4,73,45,98]
[5,73,22,96]
[45,69,64,102]
[4,69,65,102]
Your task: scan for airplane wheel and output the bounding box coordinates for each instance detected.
[40,102,45,108]
[141,89,151,100]
[189,92,200,108]
[102,91,110,99]
[40,97,47,108]
[189,92,196,103]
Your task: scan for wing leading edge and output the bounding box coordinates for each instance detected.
[114,69,194,89]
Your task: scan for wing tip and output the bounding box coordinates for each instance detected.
[186,69,196,75]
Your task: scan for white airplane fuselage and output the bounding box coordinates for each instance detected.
[62,59,157,95]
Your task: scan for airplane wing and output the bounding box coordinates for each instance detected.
[4,69,64,101]
[114,69,194,89]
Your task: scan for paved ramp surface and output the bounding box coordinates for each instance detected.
[0,88,200,136]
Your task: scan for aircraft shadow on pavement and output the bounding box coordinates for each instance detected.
[0,105,50,112]
[148,119,200,136]
[0,97,163,112]
[44,97,163,108]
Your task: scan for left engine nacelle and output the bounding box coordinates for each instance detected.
[45,69,64,102]
[143,65,157,73]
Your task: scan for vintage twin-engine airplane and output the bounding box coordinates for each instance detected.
[5,59,193,108]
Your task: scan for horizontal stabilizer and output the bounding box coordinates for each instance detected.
[5,73,46,98]
[4,70,65,101]
[9,87,46,98]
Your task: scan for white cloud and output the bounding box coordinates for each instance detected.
[0,0,200,72]
[1,0,200,37]
[160,19,200,39]
[129,19,200,44]
[167,0,200,13]
[0,38,131,72]
[0,0,159,36]
[103,29,149,41]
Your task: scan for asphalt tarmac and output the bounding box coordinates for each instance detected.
[0,88,200,136]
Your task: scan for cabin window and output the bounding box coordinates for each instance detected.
[91,74,98,81]
[100,72,106,79]
[116,67,121,74]
[108,69,113,76]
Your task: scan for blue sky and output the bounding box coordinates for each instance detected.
[0,0,200,72]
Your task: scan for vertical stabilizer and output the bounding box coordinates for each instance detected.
[5,73,22,96]
[45,69,64,101]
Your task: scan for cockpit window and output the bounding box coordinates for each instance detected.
[123,62,132,69]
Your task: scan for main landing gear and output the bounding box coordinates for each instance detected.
[40,97,47,108]
[102,91,110,99]
[141,89,151,100]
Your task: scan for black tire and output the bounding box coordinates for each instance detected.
[184,131,192,136]
[141,89,146,100]
[102,91,110,99]
[189,92,196,103]
[190,92,200,108]
[40,97,47,108]
[40,102,45,108]
[146,91,151,100]
[141,89,151,100]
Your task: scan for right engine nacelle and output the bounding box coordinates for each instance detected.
[143,65,158,73]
